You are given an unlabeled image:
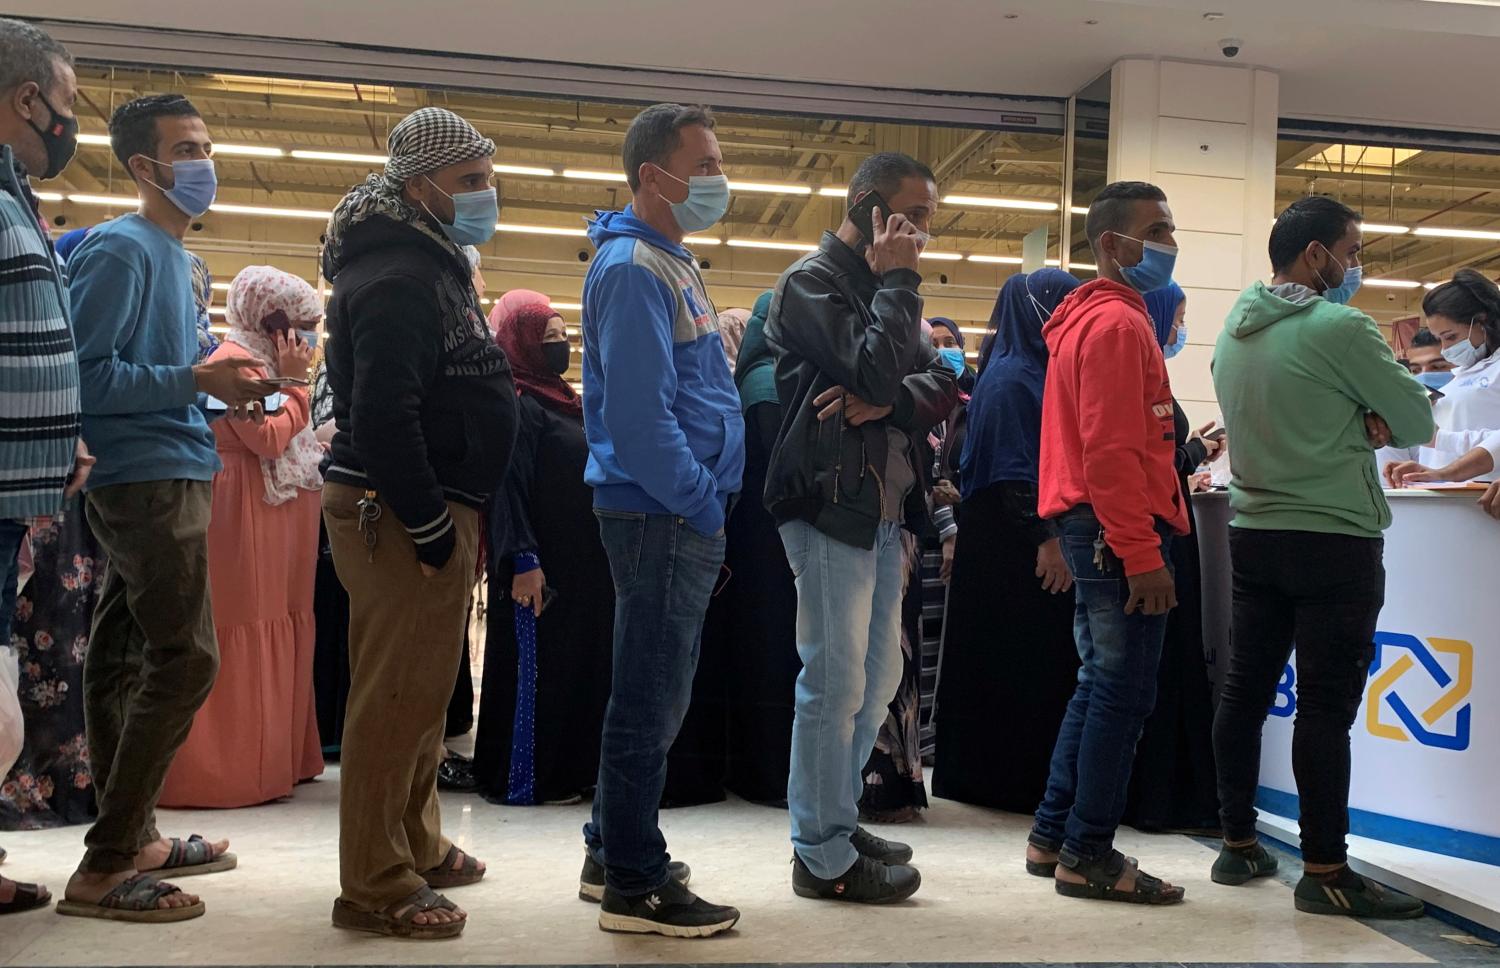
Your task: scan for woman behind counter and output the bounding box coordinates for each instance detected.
[1386,270,1500,487]
[159,266,326,808]
[472,291,612,806]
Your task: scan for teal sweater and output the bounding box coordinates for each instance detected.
[0,146,80,519]
[1213,281,1434,537]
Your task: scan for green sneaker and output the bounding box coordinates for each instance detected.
[1211,842,1280,885]
[1294,869,1425,920]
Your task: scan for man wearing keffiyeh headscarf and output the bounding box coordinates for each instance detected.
[320,106,517,941]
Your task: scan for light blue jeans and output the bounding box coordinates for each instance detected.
[780,519,906,879]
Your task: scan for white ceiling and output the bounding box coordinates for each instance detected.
[14,0,1500,135]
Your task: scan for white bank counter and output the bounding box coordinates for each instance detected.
[1194,489,1500,930]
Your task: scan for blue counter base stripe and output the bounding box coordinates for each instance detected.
[1257,786,1500,867]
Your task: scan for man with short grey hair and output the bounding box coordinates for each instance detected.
[0,16,89,918]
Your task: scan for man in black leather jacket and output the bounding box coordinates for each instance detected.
[764,152,958,905]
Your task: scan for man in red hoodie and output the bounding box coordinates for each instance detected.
[1024,181,1190,906]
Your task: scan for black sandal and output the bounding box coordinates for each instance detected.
[420,845,485,889]
[0,878,51,916]
[332,885,465,940]
[1055,849,1185,906]
[1025,834,1061,877]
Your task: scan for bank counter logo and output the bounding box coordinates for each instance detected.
[1269,632,1473,751]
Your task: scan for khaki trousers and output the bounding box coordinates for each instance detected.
[322,482,478,910]
[82,480,219,874]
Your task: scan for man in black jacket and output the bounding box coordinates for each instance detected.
[321,107,516,940]
[765,152,958,904]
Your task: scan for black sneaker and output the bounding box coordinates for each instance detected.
[1211,841,1280,886]
[1294,868,1425,920]
[597,878,739,938]
[792,852,921,904]
[579,853,690,903]
[851,826,914,865]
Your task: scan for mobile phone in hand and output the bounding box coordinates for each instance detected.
[261,377,310,388]
[1205,427,1228,443]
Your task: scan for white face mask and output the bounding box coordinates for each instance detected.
[1442,318,1488,369]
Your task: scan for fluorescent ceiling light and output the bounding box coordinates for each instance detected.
[67,194,138,207]
[34,191,63,202]
[290,149,387,165]
[1361,223,1410,235]
[213,144,285,158]
[550,301,583,311]
[1414,226,1500,241]
[944,195,1058,212]
[1363,278,1423,289]
[819,186,848,198]
[1070,206,1090,216]
[494,223,588,238]
[919,251,964,261]
[1069,262,1099,271]
[563,169,628,183]
[731,181,811,196]
[77,133,110,146]
[967,254,1023,264]
[494,164,556,178]
[211,202,329,220]
[958,326,987,336]
[727,238,818,252]
[964,352,979,360]
[683,236,722,246]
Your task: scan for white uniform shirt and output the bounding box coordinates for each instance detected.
[1417,353,1500,481]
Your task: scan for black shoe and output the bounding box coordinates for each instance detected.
[597,878,739,938]
[436,753,477,792]
[792,852,921,904]
[1212,841,1280,886]
[1294,868,1425,920]
[851,826,913,865]
[579,853,691,903]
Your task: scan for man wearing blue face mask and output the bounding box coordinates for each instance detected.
[63,93,279,924]
[578,103,744,939]
[319,106,517,940]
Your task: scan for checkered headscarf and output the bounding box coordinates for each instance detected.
[384,107,496,183]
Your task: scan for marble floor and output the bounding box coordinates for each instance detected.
[2,768,1492,967]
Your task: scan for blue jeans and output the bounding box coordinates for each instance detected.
[584,511,725,896]
[780,519,905,879]
[0,519,29,637]
[1032,508,1174,863]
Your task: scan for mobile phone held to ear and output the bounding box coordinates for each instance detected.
[848,190,897,245]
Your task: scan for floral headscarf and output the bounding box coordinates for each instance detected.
[188,253,219,363]
[224,266,326,506]
[717,309,750,374]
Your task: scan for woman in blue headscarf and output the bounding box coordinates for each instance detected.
[932,269,1087,813]
[1120,283,1222,833]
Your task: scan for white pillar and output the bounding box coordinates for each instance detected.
[1106,58,1280,424]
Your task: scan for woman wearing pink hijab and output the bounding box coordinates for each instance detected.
[160,266,326,808]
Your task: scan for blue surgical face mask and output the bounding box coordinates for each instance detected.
[938,347,967,376]
[654,165,731,233]
[1323,263,1363,305]
[423,177,499,246]
[142,157,217,217]
[1416,370,1454,391]
[1113,233,1178,294]
[1165,322,1188,360]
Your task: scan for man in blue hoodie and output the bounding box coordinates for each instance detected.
[578,103,744,938]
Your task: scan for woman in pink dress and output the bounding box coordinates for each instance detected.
[159,266,325,808]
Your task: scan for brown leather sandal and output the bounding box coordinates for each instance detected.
[332,886,465,940]
[0,878,51,916]
[420,845,485,889]
[55,874,204,922]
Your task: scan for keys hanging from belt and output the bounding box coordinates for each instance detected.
[356,489,381,562]
[1093,530,1109,572]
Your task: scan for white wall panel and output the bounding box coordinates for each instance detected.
[1155,118,1249,180]
[1154,172,1247,236]
[1159,61,1253,124]
[1173,231,1246,291]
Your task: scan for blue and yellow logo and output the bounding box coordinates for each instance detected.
[1365,632,1472,752]
[1268,632,1472,751]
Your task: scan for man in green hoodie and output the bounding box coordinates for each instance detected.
[1210,195,1432,920]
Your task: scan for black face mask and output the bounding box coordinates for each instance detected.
[542,340,571,376]
[26,92,78,180]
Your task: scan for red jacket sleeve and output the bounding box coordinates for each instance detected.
[1075,322,1165,576]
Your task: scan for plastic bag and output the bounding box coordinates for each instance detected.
[0,645,20,778]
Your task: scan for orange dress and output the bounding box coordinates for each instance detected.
[159,341,325,808]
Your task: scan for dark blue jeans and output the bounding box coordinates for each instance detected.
[584,510,726,896]
[0,519,29,636]
[1033,507,1175,863]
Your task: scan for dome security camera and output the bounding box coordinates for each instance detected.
[699,259,712,271]
[576,249,590,263]
[1219,38,1243,58]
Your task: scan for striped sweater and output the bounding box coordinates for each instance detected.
[0,145,80,520]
